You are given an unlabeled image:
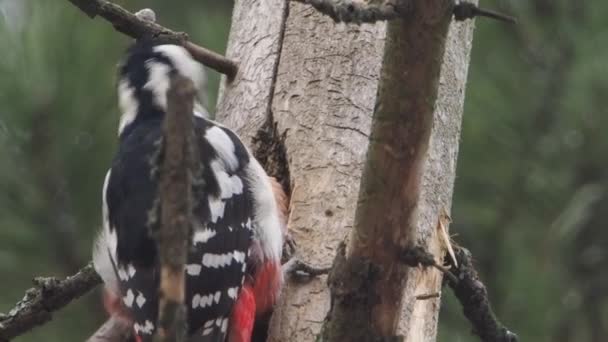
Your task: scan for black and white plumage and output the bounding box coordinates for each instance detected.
[93,42,283,342]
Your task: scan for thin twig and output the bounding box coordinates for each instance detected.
[446,247,519,342]
[282,258,331,283]
[399,245,459,284]
[453,2,517,24]
[0,264,102,341]
[66,0,238,79]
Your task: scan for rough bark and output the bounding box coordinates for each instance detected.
[153,75,196,342]
[398,8,477,341]
[215,0,288,143]
[217,2,384,341]
[217,1,477,341]
[321,1,453,340]
[446,248,518,342]
[0,264,102,341]
[266,5,386,342]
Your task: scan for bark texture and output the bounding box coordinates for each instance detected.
[0,264,102,341]
[217,1,477,341]
[399,8,477,341]
[215,0,288,142]
[153,75,196,342]
[321,1,453,340]
[266,5,385,342]
[217,3,384,341]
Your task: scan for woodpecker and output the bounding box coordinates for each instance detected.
[93,41,285,342]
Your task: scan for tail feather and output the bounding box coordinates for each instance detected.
[228,285,256,342]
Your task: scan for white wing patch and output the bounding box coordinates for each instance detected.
[221,318,228,333]
[202,252,234,269]
[117,267,129,281]
[213,167,244,199]
[192,228,216,244]
[244,158,284,262]
[227,287,239,299]
[186,264,202,276]
[136,292,146,308]
[134,320,155,335]
[205,126,239,171]
[117,264,136,281]
[127,264,136,278]
[201,251,247,269]
[123,289,135,308]
[153,45,204,91]
[117,81,138,135]
[144,61,171,110]
[93,170,120,294]
[208,196,226,223]
[192,291,222,309]
[233,251,246,263]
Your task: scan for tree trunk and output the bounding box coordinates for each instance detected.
[217,1,477,341]
[398,9,477,341]
[265,5,386,342]
[321,1,453,339]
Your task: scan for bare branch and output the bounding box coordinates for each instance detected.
[290,0,408,23]
[399,245,459,285]
[446,247,519,342]
[453,2,516,24]
[292,0,515,24]
[0,264,101,341]
[151,74,196,342]
[320,1,454,340]
[65,0,238,79]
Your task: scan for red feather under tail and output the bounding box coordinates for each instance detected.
[228,285,256,342]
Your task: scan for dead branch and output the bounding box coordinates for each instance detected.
[292,0,515,24]
[151,74,196,341]
[282,258,331,283]
[453,2,516,24]
[290,0,407,23]
[66,0,238,79]
[398,244,518,342]
[399,245,459,284]
[446,247,519,342]
[320,1,453,340]
[0,264,101,341]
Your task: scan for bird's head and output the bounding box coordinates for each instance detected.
[116,41,208,136]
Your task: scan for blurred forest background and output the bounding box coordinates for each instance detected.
[0,0,605,341]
